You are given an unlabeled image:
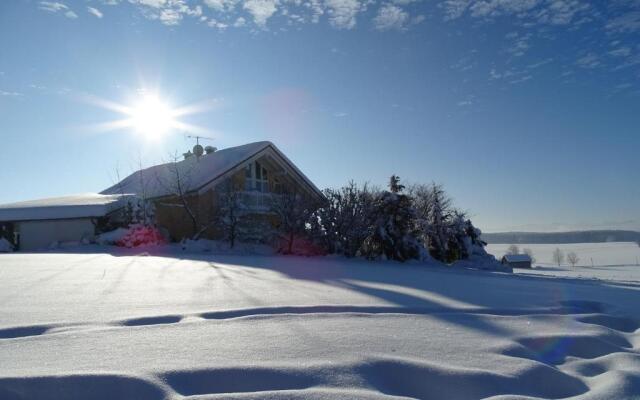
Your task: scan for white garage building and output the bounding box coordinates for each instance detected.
[0,194,126,251]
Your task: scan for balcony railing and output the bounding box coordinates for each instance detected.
[240,191,278,212]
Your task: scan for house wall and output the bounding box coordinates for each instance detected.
[508,261,532,269]
[16,218,96,251]
[154,194,205,242]
[154,170,246,241]
[153,165,283,242]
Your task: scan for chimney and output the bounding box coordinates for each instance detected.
[205,146,217,154]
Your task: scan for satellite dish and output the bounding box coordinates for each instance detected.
[193,144,204,157]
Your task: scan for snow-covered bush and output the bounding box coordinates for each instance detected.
[95,194,164,248]
[310,182,376,257]
[116,224,165,248]
[409,182,488,263]
[0,238,14,252]
[96,228,130,245]
[304,177,489,264]
[359,176,424,262]
[446,212,488,261]
[271,188,319,255]
[123,196,155,226]
[410,182,454,262]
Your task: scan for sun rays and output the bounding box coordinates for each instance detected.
[85,91,218,141]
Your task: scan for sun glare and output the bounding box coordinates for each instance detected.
[87,90,217,141]
[128,95,176,139]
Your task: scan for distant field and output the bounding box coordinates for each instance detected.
[487,242,640,281]
[487,242,640,267]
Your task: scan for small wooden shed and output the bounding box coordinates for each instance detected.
[501,254,532,269]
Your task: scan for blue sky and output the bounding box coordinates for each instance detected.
[0,0,639,232]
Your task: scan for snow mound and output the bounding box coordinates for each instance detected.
[0,374,164,400]
[0,238,13,252]
[96,228,130,245]
[0,253,639,399]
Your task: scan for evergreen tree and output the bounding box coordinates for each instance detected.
[123,196,155,227]
[360,176,422,261]
[447,211,486,261]
[426,183,451,262]
[388,175,405,193]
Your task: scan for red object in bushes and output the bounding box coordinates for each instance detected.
[116,224,165,248]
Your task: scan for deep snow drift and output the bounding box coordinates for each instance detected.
[0,250,639,399]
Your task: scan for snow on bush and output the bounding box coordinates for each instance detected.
[96,228,130,245]
[116,224,165,248]
[0,238,14,252]
[306,177,491,264]
[360,176,424,262]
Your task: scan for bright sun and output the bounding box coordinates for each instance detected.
[88,90,215,140]
[127,95,176,139]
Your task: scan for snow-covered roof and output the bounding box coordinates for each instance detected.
[0,193,128,222]
[101,141,323,199]
[502,254,532,263]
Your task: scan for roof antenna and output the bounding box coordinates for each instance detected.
[185,135,216,158]
[185,135,214,146]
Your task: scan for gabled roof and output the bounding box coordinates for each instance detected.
[100,141,323,199]
[502,254,532,263]
[0,194,127,222]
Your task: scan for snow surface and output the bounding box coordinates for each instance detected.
[1,249,639,399]
[0,193,127,222]
[96,227,130,245]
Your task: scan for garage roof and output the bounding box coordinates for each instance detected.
[0,194,127,222]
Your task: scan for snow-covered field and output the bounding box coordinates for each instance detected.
[488,242,640,282]
[1,250,640,399]
[487,242,640,267]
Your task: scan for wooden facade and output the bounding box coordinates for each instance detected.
[500,254,532,269]
[152,155,307,242]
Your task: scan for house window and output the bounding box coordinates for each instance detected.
[244,161,269,192]
[274,178,283,193]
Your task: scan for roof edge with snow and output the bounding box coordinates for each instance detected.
[0,194,129,222]
[101,141,324,201]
